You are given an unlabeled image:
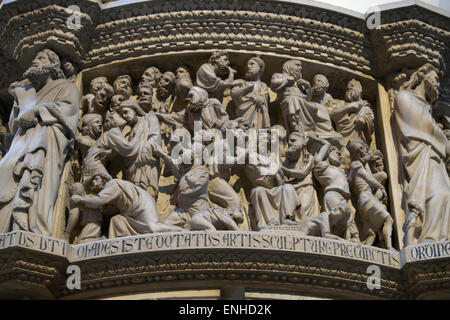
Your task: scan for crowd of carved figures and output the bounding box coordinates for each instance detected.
[0,48,448,249]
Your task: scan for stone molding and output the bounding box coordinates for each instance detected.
[0,231,448,299]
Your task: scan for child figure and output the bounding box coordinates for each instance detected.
[63,183,104,244]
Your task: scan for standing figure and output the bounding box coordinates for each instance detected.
[231,56,271,130]
[172,64,194,112]
[152,71,175,114]
[281,132,320,221]
[393,63,449,245]
[347,139,393,249]
[329,79,374,145]
[0,49,79,235]
[196,50,243,101]
[118,100,162,199]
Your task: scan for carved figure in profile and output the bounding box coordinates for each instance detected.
[0,49,79,235]
[298,203,354,240]
[393,63,450,245]
[153,71,175,113]
[196,50,243,101]
[113,75,133,100]
[231,56,271,130]
[281,131,320,221]
[189,207,244,231]
[347,139,393,249]
[155,86,229,135]
[71,173,182,238]
[271,72,343,147]
[82,77,114,115]
[77,114,103,158]
[63,183,103,243]
[329,79,374,145]
[140,66,162,89]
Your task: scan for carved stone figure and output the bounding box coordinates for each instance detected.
[77,113,103,158]
[311,135,359,241]
[196,50,242,101]
[71,173,182,238]
[140,66,162,88]
[118,100,162,199]
[109,95,126,113]
[152,71,175,113]
[231,56,271,130]
[393,63,450,245]
[298,204,354,240]
[245,132,300,230]
[271,72,343,147]
[82,77,114,115]
[281,132,320,221]
[189,207,243,231]
[156,86,229,134]
[173,64,194,112]
[329,79,374,145]
[0,49,80,235]
[163,165,213,229]
[369,149,388,186]
[64,182,103,243]
[113,75,133,100]
[311,74,334,108]
[347,139,393,249]
[282,60,311,99]
[136,83,153,113]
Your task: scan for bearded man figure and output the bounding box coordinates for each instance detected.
[196,50,243,101]
[113,75,133,100]
[172,65,194,112]
[152,71,176,114]
[231,56,271,130]
[329,79,374,145]
[0,49,80,235]
[82,77,114,116]
[393,63,450,245]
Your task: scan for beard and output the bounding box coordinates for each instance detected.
[312,85,324,97]
[175,76,193,98]
[215,62,229,77]
[285,145,301,159]
[188,99,205,112]
[345,88,360,102]
[424,78,439,104]
[157,85,170,100]
[23,65,52,89]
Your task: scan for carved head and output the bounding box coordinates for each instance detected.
[157,71,175,98]
[245,56,265,81]
[286,131,307,159]
[347,139,370,163]
[113,75,132,99]
[209,50,230,75]
[186,86,209,112]
[140,66,162,88]
[328,145,342,167]
[90,173,112,194]
[23,49,65,89]
[345,79,363,102]
[137,83,153,111]
[312,74,330,97]
[329,203,352,227]
[270,72,294,92]
[282,60,303,81]
[119,100,146,125]
[175,65,193,97]
[402,63,440,104]
[369,149,385,173]
[110,95,126,112]
[81,113,103,139]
